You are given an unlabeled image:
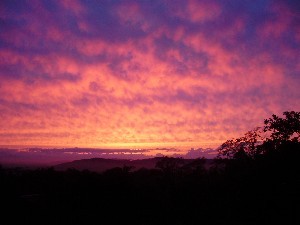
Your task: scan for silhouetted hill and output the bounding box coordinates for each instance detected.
[54,157,159,172]
[54,157,213,173]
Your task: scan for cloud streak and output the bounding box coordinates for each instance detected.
[0,0,299,151]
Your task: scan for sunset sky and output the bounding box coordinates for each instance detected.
[1,0,300,151]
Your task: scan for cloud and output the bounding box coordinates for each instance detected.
[0,0,299,151]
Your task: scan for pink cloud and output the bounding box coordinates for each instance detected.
[0,0,299,152]
[60,0,86,15]
[257,2,293,38]
[173,0,221,23]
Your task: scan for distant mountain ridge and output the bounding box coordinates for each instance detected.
[0,147,217,168]
[54,157,213,173]
[54,157,161,172]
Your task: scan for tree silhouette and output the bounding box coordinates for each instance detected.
[155,157,184,173]
[218,111,300,159]
[264,111,300,144]
[182,157,206,175]
[218,127,263,159]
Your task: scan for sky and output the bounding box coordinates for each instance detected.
[0,0,300,152]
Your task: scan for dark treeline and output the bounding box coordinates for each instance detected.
[1,112,300,225]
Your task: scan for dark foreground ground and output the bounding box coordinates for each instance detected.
[1,152,300,225]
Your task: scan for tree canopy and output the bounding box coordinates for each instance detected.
[218,111,300,159]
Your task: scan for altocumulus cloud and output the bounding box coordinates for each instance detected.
[0,0,299,149]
